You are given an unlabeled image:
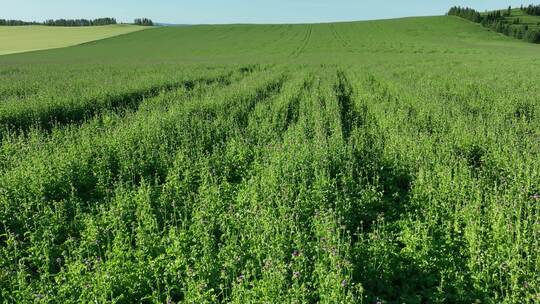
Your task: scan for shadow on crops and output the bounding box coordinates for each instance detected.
[345,132,472,302]
[340,74,482,303]
[334,70,367,141]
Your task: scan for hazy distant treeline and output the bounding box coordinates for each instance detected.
[0,17,117,26]
[0,17,156,27]
[43,17,117,26]
[0,17,155,27]
[0,19,40,26]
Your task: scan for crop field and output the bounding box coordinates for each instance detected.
[0,25,145,55]
[0,16,539,303]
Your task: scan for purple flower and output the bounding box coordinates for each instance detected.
[292,250,300,257]
[341,279,348,287]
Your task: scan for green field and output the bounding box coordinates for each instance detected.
[0,24,145,55]
[0,16,539,303]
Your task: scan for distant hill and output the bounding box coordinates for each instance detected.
[2,15,539,64]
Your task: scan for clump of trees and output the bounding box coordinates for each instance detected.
[481,10,504,25]
[448,6,540,44]
[91,18,118,26]
[524,29,540,42]
[0,19,39,26]
[447,6,482,23]
[134,18,154,26]
[522,4,540,16]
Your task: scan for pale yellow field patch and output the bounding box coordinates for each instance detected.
[0,24,145,55]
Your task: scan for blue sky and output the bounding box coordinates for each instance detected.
[1,1,537,24]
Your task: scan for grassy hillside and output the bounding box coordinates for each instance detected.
[451,6,540,43]
[0,24,145,55]
[0,16,539,303]
[480,8,540,31]
[2,16,538,64]
[503,8,540,30]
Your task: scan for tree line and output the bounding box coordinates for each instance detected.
[0,17,154,27]
[447,7,482,23]
[43,18,117,26]
[522,4,540,16]
[0,19,40,26]
[448,6,540,43]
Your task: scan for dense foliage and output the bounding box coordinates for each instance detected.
[0,16,539,303]
[134,18,154,26]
